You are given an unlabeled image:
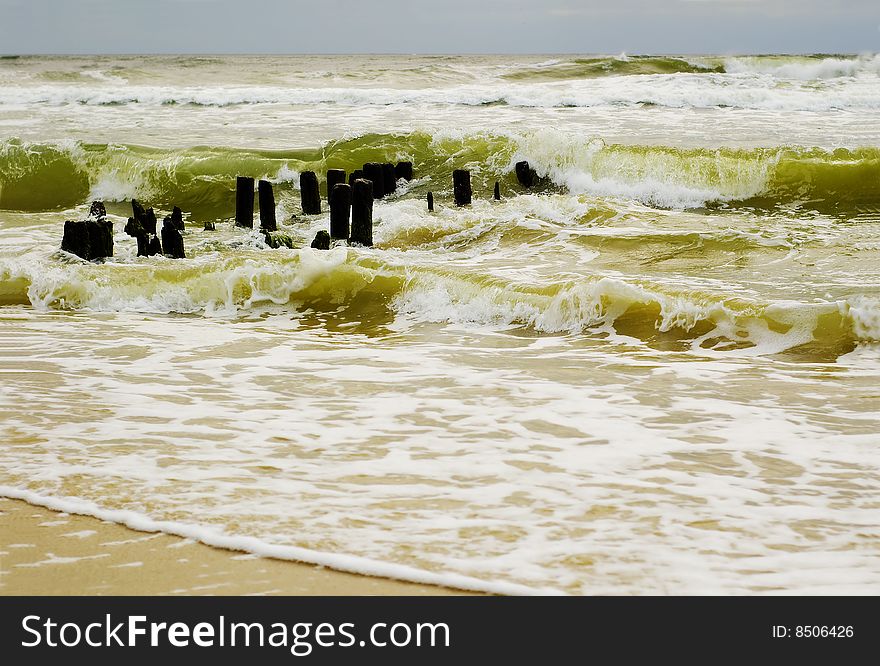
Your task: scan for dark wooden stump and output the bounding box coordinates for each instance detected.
[362,163,384,200]
[329,183,352,241]
[494,181,501,200]
[327,169,346,198]
[350,179,373,247]
[161,218,186,258]
[147,236,163,256]
[515,161,536,188]
[124,217,160,256]
[258,179,277,231]
[453,169,472,206]
[89,201,106,219]
[349,169,365,186]
[427,191,434,212]
[171,205,184,230]
[61,219,113,261]
[235,176,254,228]
[131,199,158,235]
[395,161,413,181]
[300,171,321,215]
[204,221,216,231]
[382,163,397,195]
[311,230,331,250]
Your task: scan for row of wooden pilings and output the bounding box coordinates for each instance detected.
[234,159,537,250]
[60,160,540,261]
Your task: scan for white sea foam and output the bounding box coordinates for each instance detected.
[0,486,553,595]
[1,74,879,111]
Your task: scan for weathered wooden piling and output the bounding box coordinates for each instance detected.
[515,161,536,188]
[494,181,501,200]
[311,230,331,250]
[124,218,160,256]
[132,199,157,235]
[395,161,413,182]
[258,179,277,231]
[349,169,365,186]
[350,179,373,246]
[204,221,216,231]
[89,201,106,219]
[427,191,434,211]
[61,219,113,261]
[329,183,352,241]
[300,171,322,215]
[235,176,255,228]
[171,206,184,230]
[453,169,472,206]
[161,217,186,258]
[362,163,385,199]
[327,169,346,197]
[382,163,397,195]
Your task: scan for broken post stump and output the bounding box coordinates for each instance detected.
[161,217,186,258]
[349,169,365,186]
[89,201,106,219]
[395,161,413,182]
[329,183,352,241]
[300,171,321,215]
[61,219,113,261]
[382,163,397,195]
[258,179,277,232]
[515,161,536,188]
[235,176,255,228]
[124,217,160,257]
[204,221,216,231]
[131,199,157,235]
[350,179,373,247]
[453,169,472,206]
[362,163,385,200]
[494,181,501,200]
[327,169,346,198]
[171,206,184,230]
[427,191,434,211]
[311,230,331,250]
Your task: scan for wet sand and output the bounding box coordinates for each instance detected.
[0,498,473,596]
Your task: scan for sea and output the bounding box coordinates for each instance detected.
[1,54,879,594]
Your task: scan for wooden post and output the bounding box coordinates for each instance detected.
[132,199,157,235]
[349,169,365,186]
[382,163,397,195]
[362,163,384,199]
[395,161,413,181]
[204,221,216,231]
[62,219,113,261]
[161,218,186,258]
[258,179,277,231]
[300,171,321,215]
[171,206,184,230]
[89,201,106,219]
[515,161,535,187]
[329,183,352,240]
[327,169,346,198]
[453,169,472,206]
[350,179,373,246]
[235,177,254,227]
[427,191,434,211]
[494,181,500,200]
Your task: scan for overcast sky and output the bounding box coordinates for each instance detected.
[1,0,878,55]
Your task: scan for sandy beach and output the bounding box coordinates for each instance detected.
[0,498,471,596]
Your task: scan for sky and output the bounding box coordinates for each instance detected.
[1,0,878,55]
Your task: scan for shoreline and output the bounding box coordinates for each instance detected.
[0,497,477,596]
